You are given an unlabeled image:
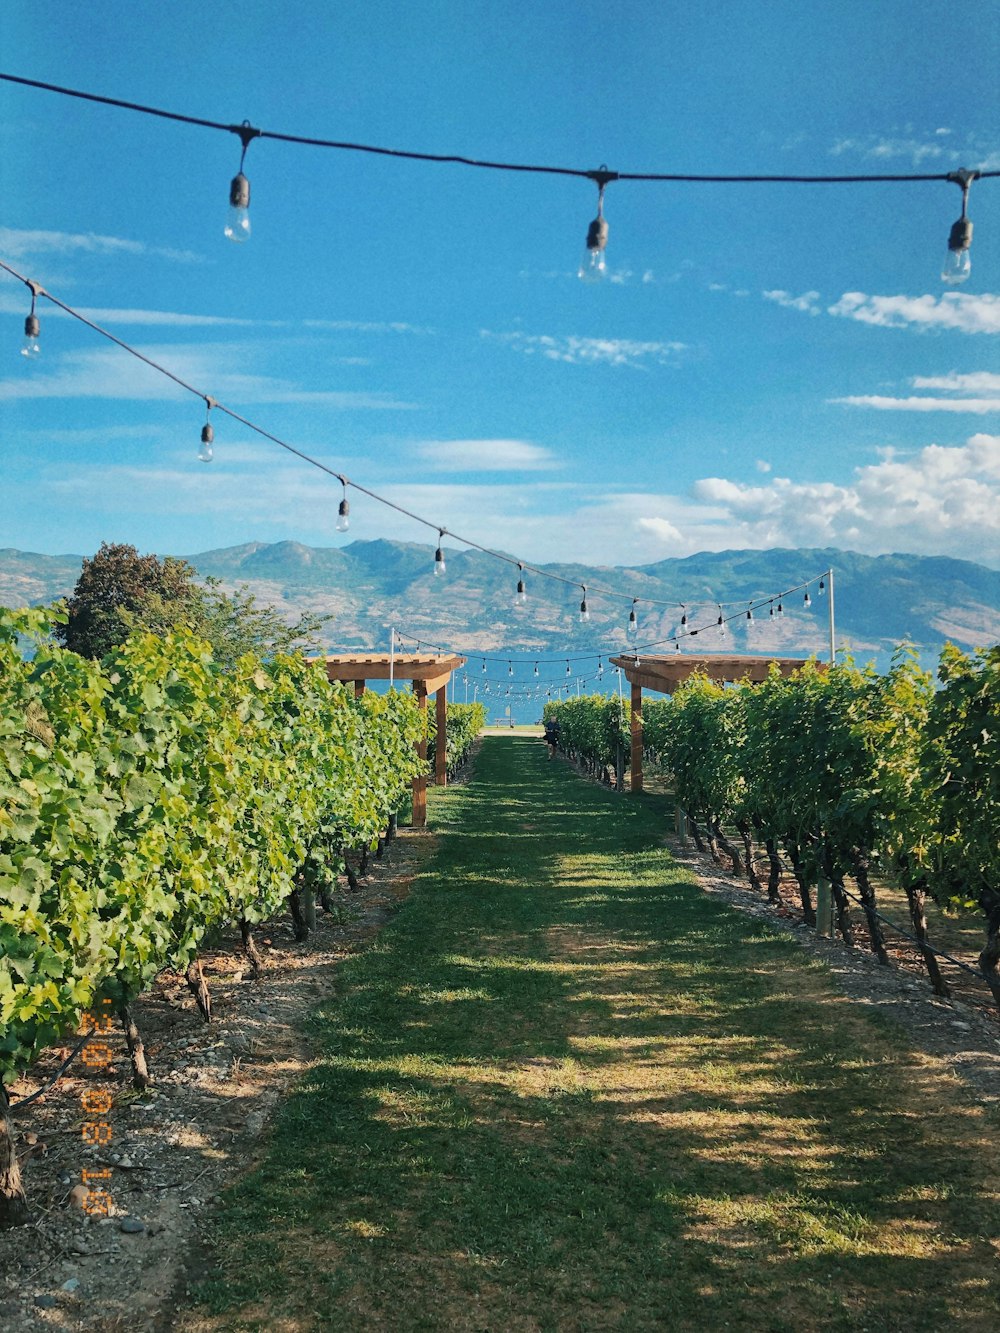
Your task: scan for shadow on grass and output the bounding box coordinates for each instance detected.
[186,737,1000,1333]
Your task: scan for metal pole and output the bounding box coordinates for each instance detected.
[389,625,395,690]
[827,568,836,664]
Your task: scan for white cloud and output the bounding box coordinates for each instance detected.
[756,460,772,473]
[636,516,684,543]
[688,434,1000,563]
[482,330,687,368]
[829,292,1000,334]
[415,439,560,472]
[833,395,1000,413]
[911,372,1000,393]
[763,289,822,316]
[0,343,418,409]
[830,135,946,165]
[0,226,203,265]
[832,370,1000,414]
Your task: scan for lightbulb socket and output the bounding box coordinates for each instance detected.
[339,497,350,520]
[948,217,973,253]
[586,216,609,252]
[201,423,214,445]
[230,172,251,208]
[24,314,40,339]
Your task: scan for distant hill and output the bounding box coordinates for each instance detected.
[2,541,998,671]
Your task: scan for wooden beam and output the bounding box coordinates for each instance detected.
[630,679,644,794]
[435,683,448,787]
[353,679,366,699]
[411,681,428,828]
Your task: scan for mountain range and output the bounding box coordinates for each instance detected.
[2,540,999,674]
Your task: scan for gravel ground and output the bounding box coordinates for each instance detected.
[667,835,1000,1108]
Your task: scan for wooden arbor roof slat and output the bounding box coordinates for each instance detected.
[610,653,819,695]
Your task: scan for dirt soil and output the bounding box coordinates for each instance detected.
[0,827,436,1332]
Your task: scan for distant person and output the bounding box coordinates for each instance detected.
[544,717,560,759]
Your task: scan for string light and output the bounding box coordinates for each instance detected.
[804,590,812,607]
[746,606,754,623]
[5,76,995,282]
[626,600,639,640]
[579,170,614,281]
[818,578,825,596]
[198,398,215,463]
[717,609,726,640]
[434,530,447,577]
[336,483,350,533]
[579,586,590,622]
[21,281,41,358]
[515,563,528,608]
[225,121,259,243]
[3,260,834,644]
[942,169,975,285]
[777,600,784,617]
[534,662,539,676]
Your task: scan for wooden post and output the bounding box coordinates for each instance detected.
[816,876,833,937]
[354,679,366,699]
[435,683,448,787]
[412,681,428,827]
[630,679,643,793]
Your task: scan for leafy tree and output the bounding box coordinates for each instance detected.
[56,543,328,665]
[190,577,329,670]
[56,542,199,659]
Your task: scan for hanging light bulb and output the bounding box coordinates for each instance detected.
[533,662,539,676]
[508,661,514,677]
[674,640,681,654]
[514,563,528,608]
[434,530,446,577]
[941,169,975,285]
[717,609,727,641]
[199,422,214,463]
[746,606,754,623]
[579,169,615,281]
[579,586,590,622]
[680,609,688,631]
[336,483,350,532]
[769,603,775,619]
[777,601,784,617]
[818,578,826,596]
[225,122,259,243]
[482,659,487,673]
[21,284,41,358]
[626,600,638,639]
[804,590,812,607]
[199,399,215,463]
[566,661,572,677]
[598,658,604,678]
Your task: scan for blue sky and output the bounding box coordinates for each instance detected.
[2,0,999,570]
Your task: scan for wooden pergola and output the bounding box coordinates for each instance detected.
[316,653,466,827]
[610,654,820,793]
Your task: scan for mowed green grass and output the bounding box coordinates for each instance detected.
[184,736,999,1332]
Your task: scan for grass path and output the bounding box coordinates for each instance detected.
[186,736,999,1331]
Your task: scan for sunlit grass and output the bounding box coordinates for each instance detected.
[183,737,1000,1333]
